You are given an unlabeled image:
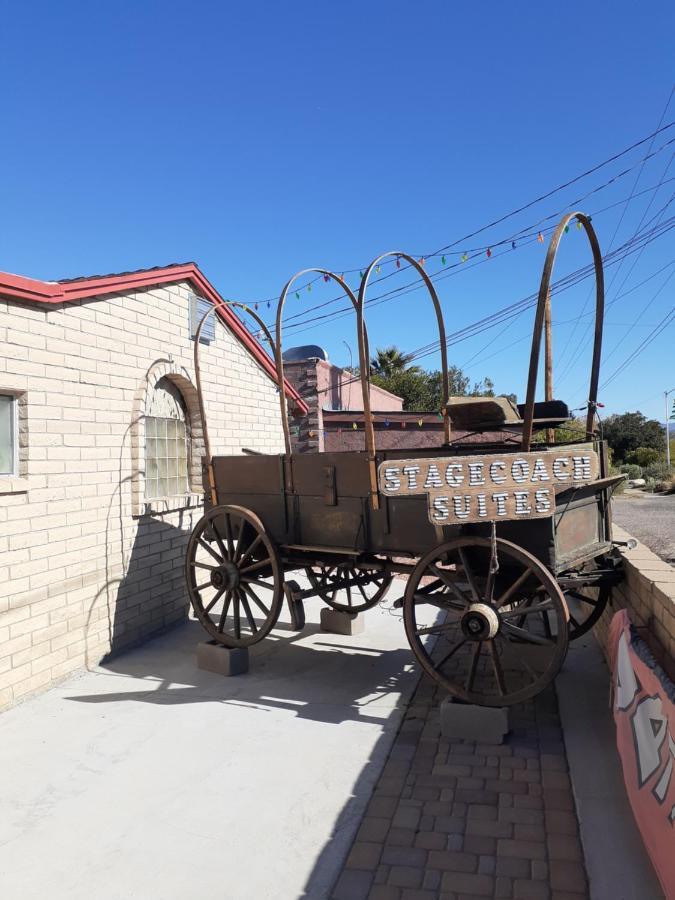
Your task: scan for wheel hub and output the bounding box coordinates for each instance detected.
[461,602,500,641]
[211,560,240,591]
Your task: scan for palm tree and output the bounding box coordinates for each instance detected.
[370,345,417,377]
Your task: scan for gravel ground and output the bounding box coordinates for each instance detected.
[611,491,675,561]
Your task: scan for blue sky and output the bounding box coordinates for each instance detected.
[1,1,673,421]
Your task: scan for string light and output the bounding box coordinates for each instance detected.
[359,270,364,279]
[564,225,569,234]
[511,241,516,250]
[441,255,446,265]
[576,221,583,230]
[419,257,425,267]
[384,418,390,428]
[307,283,312,292]
[352,422,357,430]
[396,257,401,268]
[461,252,468,263]
[486,248,492,258]
[376,265,381,274]
[537,232,544,243]
[295,292,300,300]
[418,418,423,428]
[323,273,329,282]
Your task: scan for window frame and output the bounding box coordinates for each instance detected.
[0,392,18,477]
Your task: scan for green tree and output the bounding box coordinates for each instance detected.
[602,411,665,462]
[370,346,416,377]
[369,345,496,411]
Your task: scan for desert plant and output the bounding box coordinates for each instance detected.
[619,463,643,480]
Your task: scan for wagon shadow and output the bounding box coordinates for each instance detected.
[67,616,417,728]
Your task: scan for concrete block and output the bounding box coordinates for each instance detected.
[320,607,365,636]
[197,641,249,676]
[440,697,509,744]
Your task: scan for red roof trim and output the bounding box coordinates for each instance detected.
[0,264,307,413]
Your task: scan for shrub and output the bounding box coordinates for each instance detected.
[643,462,673,482]
[625,446,662,467]
[619,463,643,480]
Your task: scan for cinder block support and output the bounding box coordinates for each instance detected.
[197,641,249,676]
[440,697,509,744]
[320,607,365,636]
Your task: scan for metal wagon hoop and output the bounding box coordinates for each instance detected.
[358,252,452,510]
[521,212,605,451]
[274,269,372,464]
[194,299,276,505]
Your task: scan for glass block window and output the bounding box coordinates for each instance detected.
[0,394,16,475]
[145,378,189,499]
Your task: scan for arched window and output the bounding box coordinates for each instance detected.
[145,377,190,499]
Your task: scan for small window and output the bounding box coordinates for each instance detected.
[189,293,215,344]
[145,378,189,499]
[0,394,16,475]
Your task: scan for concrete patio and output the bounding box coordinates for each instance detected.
[0,576,663,900]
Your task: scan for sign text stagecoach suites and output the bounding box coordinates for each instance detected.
[377,449,600,525]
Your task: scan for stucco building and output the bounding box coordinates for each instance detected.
[0,263,304,710]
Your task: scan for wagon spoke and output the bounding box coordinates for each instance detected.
[434,636,467,669]
[465,642,482,692]
[192,561,216,571]
[217,590,233,632]
[567,590,598,607]
[240,557,273,576]
[240,583,270,618]
[198,538,223,565]
[242,578,275,591]
[501,621,554,646]
[357,581,369,602]
[496,633,538,681]
[429,565,471,607]
[239,590,257,633]
[238,534,263,570]
[223,514,236,559]
[488,640,507,696]
[413,593,465,613]
[495,568,533,609]
[195,580,213,592]
[203,587,225,615]
[211,521,230,562]
[345,576,353,608]
[233,591,241,639]
[457,548,481,603]
[233,517,246,562]
[416,620,461,637]
[499,600,554,618]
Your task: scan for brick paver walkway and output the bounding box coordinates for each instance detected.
[331,676,587,900]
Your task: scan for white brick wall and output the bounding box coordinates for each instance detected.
[0,280,285,709]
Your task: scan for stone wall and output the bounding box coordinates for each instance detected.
[593,524,675,679]
[0,281,285,709]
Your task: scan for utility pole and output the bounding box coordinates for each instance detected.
[666,386,675,468]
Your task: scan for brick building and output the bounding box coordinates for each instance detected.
[0,263,304,709]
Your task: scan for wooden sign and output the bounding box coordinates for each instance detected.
[377,448,599,525]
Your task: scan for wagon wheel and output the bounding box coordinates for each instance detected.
[306,561,393,613]
[565,585,610,640]
[185,505,283,648]
[403,537,569,707]
[513,584,610,641]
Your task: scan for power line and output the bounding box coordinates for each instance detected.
[292,221,675,403]
[234,122,675,322]
[555,89,675,372]
[601,309,675,389]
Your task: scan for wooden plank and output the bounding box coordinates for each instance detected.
[377,448,600,525]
